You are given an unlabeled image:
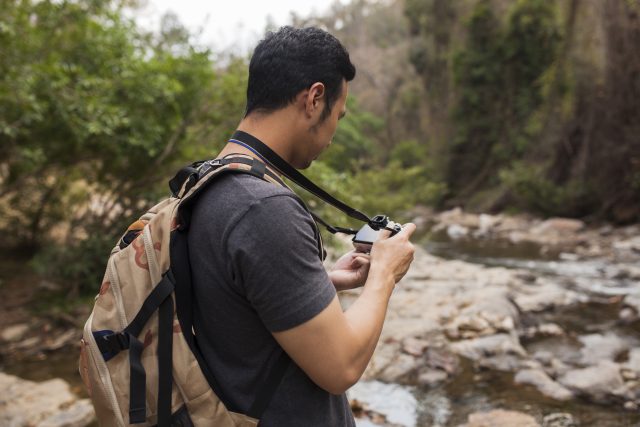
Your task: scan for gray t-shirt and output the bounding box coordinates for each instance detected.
[188,172,356,427]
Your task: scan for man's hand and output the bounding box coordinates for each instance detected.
[273,223,417,395]
[328,250,370,291]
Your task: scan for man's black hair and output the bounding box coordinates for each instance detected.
[245,26,356,120]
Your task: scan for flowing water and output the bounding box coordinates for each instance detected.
[411,233,640,426]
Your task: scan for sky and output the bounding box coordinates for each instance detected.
[135,0,345,54]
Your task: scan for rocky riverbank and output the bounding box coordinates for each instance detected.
[1,209,639,426]
[345,209,640,426]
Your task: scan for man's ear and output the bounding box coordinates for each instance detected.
[305,82,326,118]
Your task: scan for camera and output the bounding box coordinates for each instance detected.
[352,215,402,253]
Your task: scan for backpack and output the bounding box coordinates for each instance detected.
[79,156,292,427]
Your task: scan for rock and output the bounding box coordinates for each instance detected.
[378,353,419,383]
[523,323,564,339]
[473,214,501,238]
[619,307,638,323]
[445,288,519,340]
[578,333,629,365]
[515,271,537,283]
[532,218,585,235]
[424,347,459,375]
[542,413,578,427]
[548,358,573,378]
[613,236,640,261]
[44,329,78,351]
[514,369,574,401]
[447,224,469,240]
[625,348,640,374]
[481,355,524,371]
[621,369,638,381]
[349,380,417,427]
[39,400,95,427]
[401,337,429,357]
[1,323,30,342]
[461,409,539,427]
[38,280,61,291]
[14,336,40,351]
[533,351,554,366]
[613,264,640,280]
[624,401,638,411]
[624,291,640,314]
[613,236,640,253]
[450,333,526,361]
[0,372,94,427]
[437,207,482,229]
[559,252,579,261]
[559,360,625,402]
[511,280,582,312]
[417,369,448,386]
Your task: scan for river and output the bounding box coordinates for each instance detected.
[2,221,640,426]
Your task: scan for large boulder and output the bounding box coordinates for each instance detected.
[0,372,94,427]
[349,380,417,427]
[510,279,583,312]
[450,333,526,371]
[558,360,625,402]
[578,333,629,365]
[514,369,574,401]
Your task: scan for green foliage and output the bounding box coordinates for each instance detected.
[31,231,117,296]
[318,96,383,172]
[389,140,429,168]
[0,0,249,294]
[298,160,445,235]
[0,0,246,247]
[442,0,561,196]
[499,162,595,216]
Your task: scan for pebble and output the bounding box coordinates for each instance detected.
[542,412,578,427]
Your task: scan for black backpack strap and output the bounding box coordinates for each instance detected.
[169,160,206,197]
[94,274,175,425]
[156,291,174,427]
[247,350,291,418]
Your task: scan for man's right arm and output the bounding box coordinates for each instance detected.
[273,224,416,395]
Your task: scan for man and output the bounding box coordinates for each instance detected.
[188,26,416,426]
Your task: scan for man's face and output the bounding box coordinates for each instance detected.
[302,81,348,168]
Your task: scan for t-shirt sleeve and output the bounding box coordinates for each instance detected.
[225,194,336,332]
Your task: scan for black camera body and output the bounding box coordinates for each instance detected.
[352,215,402,253]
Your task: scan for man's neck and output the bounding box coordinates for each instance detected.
[218,111,298,165]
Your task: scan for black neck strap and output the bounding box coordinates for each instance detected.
[229,130,372,225]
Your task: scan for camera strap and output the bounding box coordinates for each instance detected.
[229,130,370,234]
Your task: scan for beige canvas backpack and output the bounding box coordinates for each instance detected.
[79,156,291,427]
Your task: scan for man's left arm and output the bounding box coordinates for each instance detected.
[329,250,371,291]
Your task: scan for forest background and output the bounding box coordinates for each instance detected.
[1,0,639,296]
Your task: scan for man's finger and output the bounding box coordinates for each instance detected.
[351,256,370,268]
[377,228,393,240]
[398,223,416,237]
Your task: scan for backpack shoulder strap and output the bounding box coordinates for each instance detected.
[169,156,291,416]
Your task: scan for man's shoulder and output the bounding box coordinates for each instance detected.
[205,173,297,203]
[194,172,308,226]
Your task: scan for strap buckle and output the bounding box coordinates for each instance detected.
[97,331,130,355]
